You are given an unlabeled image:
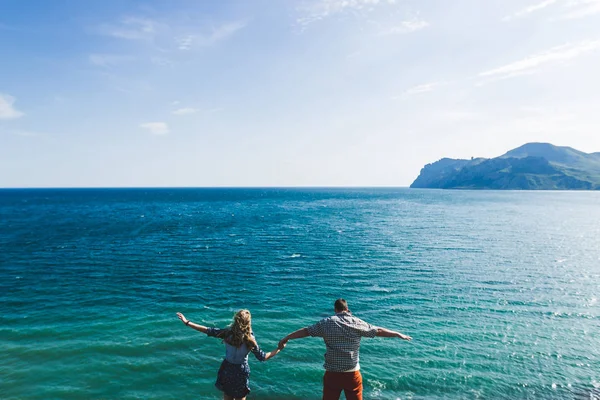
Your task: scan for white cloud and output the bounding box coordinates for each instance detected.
[178,21,247,49]
[297,0,397,28]
[97,14,246,52]
[89,53,134,67]
[407,82,438,94]
[0,94,24,119]
[172,107,223,115]
[177,35,193,50]
[205,22,247,44]
[393,82,442,99]
[479,40,600,80]
[98,17,158,40]
[502,0,558,21]
[140,122,169,135]
[382,18,430,34]
[172,107,198,115]
[502,0,600,21]
[562,0,600,19]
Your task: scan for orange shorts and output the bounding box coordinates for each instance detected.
[322,370,363,400]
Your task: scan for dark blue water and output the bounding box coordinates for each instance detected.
[1,188,599,399]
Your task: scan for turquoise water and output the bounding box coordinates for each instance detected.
[1,188,599,399]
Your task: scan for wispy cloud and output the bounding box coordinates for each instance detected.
[89,53,135,67]
[0,94,24,119]
[297,0,397,29]
[503,0,600,21]
[479,40,600,80]
[502,0,558,21]
[172,107,198,115]
[98,17,158,40]
[204,22,247,45]
[561,0,600,19]
[176,21,247,50]
[172,106,223,115]
[140,122,169,135]
[177,35,193,50]
[381,18,430,34]
[97,15,246,51]
[407,82,439,94]
[393,82,442,99]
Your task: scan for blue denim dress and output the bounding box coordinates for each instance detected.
[207,328,267,398]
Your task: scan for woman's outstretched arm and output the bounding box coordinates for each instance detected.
[177,312,209,334]
[251,340,286,361]
[264,342,286,361]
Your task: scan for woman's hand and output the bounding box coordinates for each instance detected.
[177,312,189,325]
[177,314,208,333]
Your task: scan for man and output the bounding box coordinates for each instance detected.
[279,299,411,400]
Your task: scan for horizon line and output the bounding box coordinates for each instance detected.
[0,185,412,190]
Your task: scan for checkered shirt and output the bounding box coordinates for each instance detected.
[307,311,378,372]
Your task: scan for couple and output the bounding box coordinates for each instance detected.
[177,299,412,400]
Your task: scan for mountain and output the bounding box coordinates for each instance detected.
[411,143,600,190]
[501,143,600,172]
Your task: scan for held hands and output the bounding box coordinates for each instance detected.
[278,337,289,350]
[176,312,189,325]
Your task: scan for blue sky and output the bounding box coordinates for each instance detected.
[1,0,600,187]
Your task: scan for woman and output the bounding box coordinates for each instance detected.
[177,310,283,400]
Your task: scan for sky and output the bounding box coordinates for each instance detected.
[1,0,600,187]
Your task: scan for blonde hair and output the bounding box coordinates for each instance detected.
[218,309,256,349]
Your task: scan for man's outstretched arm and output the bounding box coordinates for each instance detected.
[376,327,412,341]
[279,328,310,348]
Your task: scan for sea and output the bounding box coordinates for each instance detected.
[1,188,599,400]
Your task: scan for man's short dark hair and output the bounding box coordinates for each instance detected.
[334,298,348,312]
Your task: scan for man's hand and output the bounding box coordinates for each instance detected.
[376,327,411,339]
